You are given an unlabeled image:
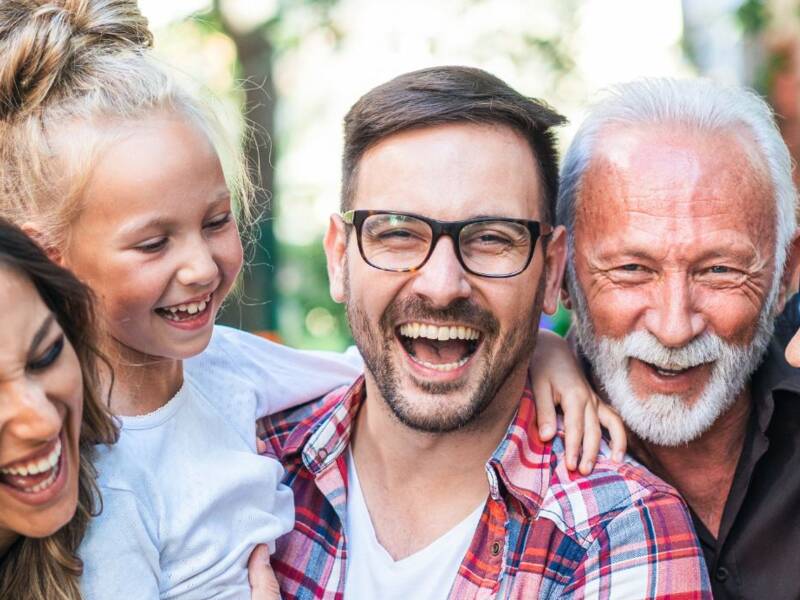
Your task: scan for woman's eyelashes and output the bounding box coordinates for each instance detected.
[204,212,232,230]
[133,213,232,254]
[28,335,65,371]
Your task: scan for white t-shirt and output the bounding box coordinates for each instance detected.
[79,326,363,599]
[343,449,485,600]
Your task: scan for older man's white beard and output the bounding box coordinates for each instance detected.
[588,331,766,446]
[568,273,776,446]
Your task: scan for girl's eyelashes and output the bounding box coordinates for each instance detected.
[28,335,65,372]
[205,212,232,230]
[135,237,168,253]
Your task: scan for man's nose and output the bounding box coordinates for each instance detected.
[0,381,63,443]
[409,236,472,308]
[643,272,705,347]
[177,240,219,288]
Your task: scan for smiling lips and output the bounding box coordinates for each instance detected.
[0,437,62,494]
[397,322,482,372]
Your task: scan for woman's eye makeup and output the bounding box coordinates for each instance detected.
[28,335,65,371]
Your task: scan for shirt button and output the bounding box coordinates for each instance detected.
[316,448,328,461]
[715,566,729,583]
[490,541,502,556]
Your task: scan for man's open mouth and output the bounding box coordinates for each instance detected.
[155,293,212,322]
[396,322,482,372]
[637,359,709,379]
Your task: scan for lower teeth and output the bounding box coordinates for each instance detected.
[19,467,58,494]
[410,354,470,372]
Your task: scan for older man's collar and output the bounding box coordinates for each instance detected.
[750,337,800,434]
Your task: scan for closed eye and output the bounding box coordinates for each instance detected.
[205,212,232,230]
[28,335,65,371]
[135,237,168,253]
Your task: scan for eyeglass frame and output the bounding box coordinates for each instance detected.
[340,209,553,279]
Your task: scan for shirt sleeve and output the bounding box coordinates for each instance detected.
[199,326,363,418]
[561,491,712,599]
[79,486,161,599]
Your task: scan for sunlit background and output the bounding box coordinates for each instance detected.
[137,0,799,349]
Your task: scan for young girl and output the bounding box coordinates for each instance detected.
[0,1,620,598]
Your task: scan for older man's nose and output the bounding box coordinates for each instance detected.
[643,274,705,347]
[409,236,472,308]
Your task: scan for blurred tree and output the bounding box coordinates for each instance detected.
[207,0,341,335]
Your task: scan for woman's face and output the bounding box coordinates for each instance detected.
[0,267,83,549]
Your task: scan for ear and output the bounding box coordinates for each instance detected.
[777,230,800,312]
[324,213,349,303]
[20,221,64,265]
[541,225,568,315]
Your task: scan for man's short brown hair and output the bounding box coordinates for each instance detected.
[341,66,566,222]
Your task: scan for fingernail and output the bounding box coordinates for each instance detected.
[540,425,554,438]
[582,460,593,473]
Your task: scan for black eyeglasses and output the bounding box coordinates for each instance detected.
[341,210,552,278]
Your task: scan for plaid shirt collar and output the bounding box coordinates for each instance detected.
[282,374,550,518]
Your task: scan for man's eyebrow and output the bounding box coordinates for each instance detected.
[28,314,55,358]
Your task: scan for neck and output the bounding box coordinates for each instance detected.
[629,388,751,537]
[100,339,184,417]
[0,529,17,560]
[349,364,526,559]
[353,365,526,489]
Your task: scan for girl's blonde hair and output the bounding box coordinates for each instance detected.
[0,0,254,251]
[0,2,253,598]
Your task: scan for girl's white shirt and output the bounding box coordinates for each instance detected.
[79,326,363,599]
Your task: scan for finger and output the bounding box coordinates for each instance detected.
[256,438,268,455]
[532,381,558,441]
[562,393,584,471]
[248,544,281,600]
[579,402,601,475]
[598,402,627,463]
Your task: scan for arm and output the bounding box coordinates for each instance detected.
[530,330,626,474]
[561,492,712,599]
[79,487,161,599]
[190,326,363,418]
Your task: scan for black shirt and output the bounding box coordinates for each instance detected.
[685,302,800,599]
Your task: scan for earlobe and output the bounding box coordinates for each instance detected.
[20,222,64,265]
[324,214,348,303]
[541,225,568,315]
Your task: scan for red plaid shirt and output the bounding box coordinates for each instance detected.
[262,376,711,599]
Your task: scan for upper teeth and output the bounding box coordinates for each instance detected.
[165,295,211,315]
[399,323,480,341]
[0,438,61,477]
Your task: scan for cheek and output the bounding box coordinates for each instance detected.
[214,230,244,290]
[585,286,648,338]
[694,291,764,343]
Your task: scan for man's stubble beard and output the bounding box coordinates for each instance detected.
[566,260,777,447]
[344,261,545,434]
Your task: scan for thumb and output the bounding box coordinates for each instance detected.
[248,544,281,600]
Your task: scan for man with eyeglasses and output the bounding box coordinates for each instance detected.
[262,66,710,599]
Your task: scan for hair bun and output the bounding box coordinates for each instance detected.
[0,0,153,120]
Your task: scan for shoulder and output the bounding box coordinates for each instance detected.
[539,435,692,549]
[260,385,350,460]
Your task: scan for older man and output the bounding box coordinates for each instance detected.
[263,67,710,599]
[559,78,800,599]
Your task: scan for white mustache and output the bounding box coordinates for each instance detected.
[620,330,724,371]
